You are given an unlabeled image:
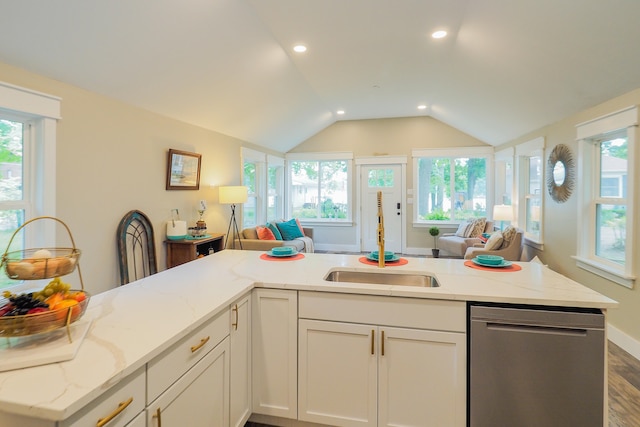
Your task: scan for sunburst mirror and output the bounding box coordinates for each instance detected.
[546,144,575,203]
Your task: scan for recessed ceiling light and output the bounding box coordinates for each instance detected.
[293,45,307,53]
[431,30,447,39]
[418,105,427,110]
[336,110,345,115]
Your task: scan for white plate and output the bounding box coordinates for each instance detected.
[266,249,299,258]
[472,257,512,268]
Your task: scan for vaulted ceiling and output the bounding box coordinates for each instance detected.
[2,1,640,152]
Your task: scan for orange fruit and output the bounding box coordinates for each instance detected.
[45,292,64,308]
[52,299,80,321]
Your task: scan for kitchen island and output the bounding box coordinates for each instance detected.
[0,251,617,426]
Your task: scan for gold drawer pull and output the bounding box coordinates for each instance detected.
[153,407,162,427]
[96,397,133,427]
[381,330,385,356]
[190,336,210,353]
[232,304,239,330]
[371,329,375,355]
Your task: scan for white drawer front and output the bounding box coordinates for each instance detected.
[147,309,229,404]
[61,367,145,427]
[299,291,465,332]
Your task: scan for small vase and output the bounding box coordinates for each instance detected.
[432,248,440,258]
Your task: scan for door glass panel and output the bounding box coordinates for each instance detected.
[367,169,394,187]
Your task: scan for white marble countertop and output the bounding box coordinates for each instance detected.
[0,251,617,422]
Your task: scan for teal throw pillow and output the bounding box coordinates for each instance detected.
[276,219,304,240]
[267,222,283,240]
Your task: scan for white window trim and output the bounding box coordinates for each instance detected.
[411,147,494,226]
[285,152,354,223]
[1,81,59,292]
[573,106,637,288]
[515,137,545,247]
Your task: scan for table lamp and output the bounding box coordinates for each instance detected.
[493,204,513,231]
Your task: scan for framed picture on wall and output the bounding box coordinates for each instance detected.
[166,149,201,190]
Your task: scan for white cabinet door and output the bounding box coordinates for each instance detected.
[147,336,230,427]
[378,327,466,427]
[124,410,146,427]
[251,289,297,419]
[230,293,251,427]
[298,319,377,427]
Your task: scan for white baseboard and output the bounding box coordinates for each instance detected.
[403,246,429,256]
[314,243,360,253]
[608,323,640,361]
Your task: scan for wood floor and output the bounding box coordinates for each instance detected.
[608,341,640,426]
[247,341,640,427]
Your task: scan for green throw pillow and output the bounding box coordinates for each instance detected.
[267,222,283,240]
[276,219,304,240]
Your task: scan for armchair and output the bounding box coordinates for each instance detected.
[464,228,524,261]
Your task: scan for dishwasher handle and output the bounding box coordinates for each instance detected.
[485,321,588,337]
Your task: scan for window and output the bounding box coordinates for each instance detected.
[287,152,353,221]
[0,117,28,290]
[242,148,265,228]
[516,137,544,244]
[242,148,284,227]
[413,148,492,223]
[0,81,59,292]
[242,161,258,228]
[267,155,284,221]
[575,106,637,288]
[495,148,514,206]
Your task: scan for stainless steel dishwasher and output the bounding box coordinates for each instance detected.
[470,304,605,427]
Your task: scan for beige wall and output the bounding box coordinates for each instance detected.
[289,116,489,249]
[499,88,640,343]
[0,62,253,295]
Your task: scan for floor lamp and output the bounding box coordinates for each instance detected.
[219,186,248,249]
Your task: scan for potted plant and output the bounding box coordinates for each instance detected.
[429,226,440,258]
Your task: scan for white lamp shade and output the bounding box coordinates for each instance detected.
[219,186,248,204]
[493,204,513,221]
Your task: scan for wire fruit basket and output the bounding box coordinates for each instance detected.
[0,217,89,340]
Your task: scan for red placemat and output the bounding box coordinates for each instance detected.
[464,260,522,272]
[260,253,305,261]
[358,257,409,266]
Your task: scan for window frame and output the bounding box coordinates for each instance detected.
[515,137,545,247]
[412,147,494,227]
[285,152,354,224]
[267,155,284,222]
[0,81,59,293]
[574,106,637,288]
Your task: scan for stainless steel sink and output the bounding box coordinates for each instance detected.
[324,269,440,287]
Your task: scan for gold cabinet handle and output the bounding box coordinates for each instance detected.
[232,304,239,330]
[152,407,162,427]
[190,336,210,353]
[96,397,133,427]
[371,329,375,355]
[381,330,385,356]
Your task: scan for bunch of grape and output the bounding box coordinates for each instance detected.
[2,293,49,316]
[33,277,72,300]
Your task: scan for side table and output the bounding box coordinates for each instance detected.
[165,233,225,269]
